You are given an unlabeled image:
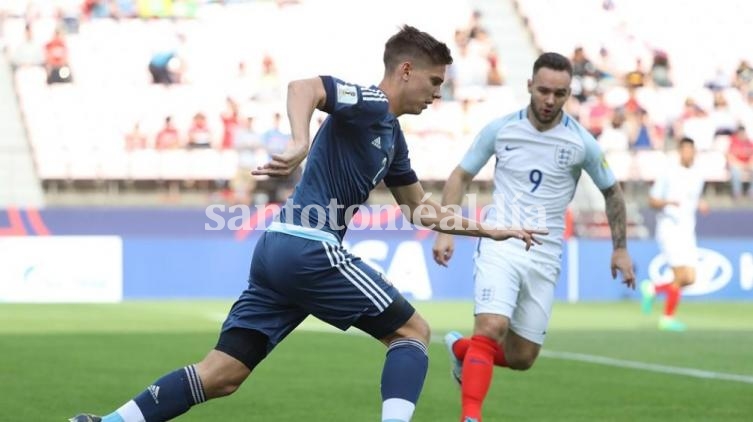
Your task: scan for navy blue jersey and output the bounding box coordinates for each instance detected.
[275,76,418,242]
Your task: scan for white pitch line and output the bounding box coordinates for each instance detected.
[206,313,753,385]
[539,349,753,385]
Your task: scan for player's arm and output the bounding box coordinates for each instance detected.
[431,117,509,265]
[602,182,635,289]
[647,173,678,209]
[648,196,678,209]
[582,131,636,288]
[432,166,475,266]
[602,183,627,251]
[390,182,546,248]
[252,77,326,177]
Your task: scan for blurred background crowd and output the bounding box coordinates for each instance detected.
[1,0,752,220]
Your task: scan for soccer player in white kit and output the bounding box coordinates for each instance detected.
[641,137,708,332]
[432,52,636,422]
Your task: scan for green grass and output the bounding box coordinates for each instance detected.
[1,301,752,421]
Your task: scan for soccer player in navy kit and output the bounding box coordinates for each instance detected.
[71,26,546,422]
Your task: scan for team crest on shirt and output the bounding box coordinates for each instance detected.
[554,145,576,169]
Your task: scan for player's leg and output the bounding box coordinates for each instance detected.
[655,234,696,331]
[457,313,510,422]
[299,240,427,422]
[371,308,431,422]
[643,234,679,314]
[71,232,307,422]
[658,265,694,331]
[500,261,558,370]
[456,243,525,422]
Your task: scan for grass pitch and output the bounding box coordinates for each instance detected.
[1,301,751,421]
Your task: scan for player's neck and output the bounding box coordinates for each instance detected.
[378,80,402,117]
[526,107,563,132]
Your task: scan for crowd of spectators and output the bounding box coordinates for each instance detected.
[1,0,752,204]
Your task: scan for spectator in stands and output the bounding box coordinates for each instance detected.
[650,50,672,88]
[148,34,185,85]
[125,122,148,151]
[571,47,598,102]
[469,28,504,86]
[44,27,72,84]
[187,112,213,149]
[487,54,505,86]
[625,58,645,89]
[252,54,282,103]
[710,91,738,136]
[220,97,240,150]
[598,111,630,153]
[705,67,730,91]
[679,102,715,150]
[583,89,611,137]
[572,46,598,80]
[595,46,618,81]
[467,9,485,39]
[727,125,753,200]
[449,41,488,101]
[228,61,254,101]
[149,50,182,85]
[82,0,110,19]
[627,108,662,150]
[155,116,181,149]
[734,60,753,92]
[262,112,297,202]
[10,23,43,69]
[232,116,265,204]
[112,0,138,19]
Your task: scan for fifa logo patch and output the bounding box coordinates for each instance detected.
[554,145,575,168]
[336,83,358,105]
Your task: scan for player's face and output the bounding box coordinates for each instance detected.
[527,68,571,126]
[679,142,696,167]
[403,63,446,115]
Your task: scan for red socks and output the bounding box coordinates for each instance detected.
[654,282,681,317]
[452,337,507,367]
[459,335,501,421]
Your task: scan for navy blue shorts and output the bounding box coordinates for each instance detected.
[221,231,415,352]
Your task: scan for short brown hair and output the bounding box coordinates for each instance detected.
[533,52,573,77]
[383,25,453,71]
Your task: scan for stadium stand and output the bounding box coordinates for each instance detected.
[1,0,752,209]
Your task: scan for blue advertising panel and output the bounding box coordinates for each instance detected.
[1,208,751,301]
[575,239,753,301]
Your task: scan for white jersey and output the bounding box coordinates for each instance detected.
[649,163,704,236]
[460,108,616,260]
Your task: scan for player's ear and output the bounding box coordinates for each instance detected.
[527,79,533,94]
[400,62,413,81]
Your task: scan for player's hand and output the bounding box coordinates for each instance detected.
[611,248,635,289]
[698,200,710,215]
[487,228,548,251]
[432,233,455,267]
[252,142,308,177]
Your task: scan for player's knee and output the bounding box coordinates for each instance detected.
[679,278,695,287]
[195,360,249,399]
[407,313,431,344]
[677,272,695,286]
[473,316,508,343]
[506,354,536,371]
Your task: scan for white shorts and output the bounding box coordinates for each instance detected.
[473,239,560,345]
[656,226,698,268]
